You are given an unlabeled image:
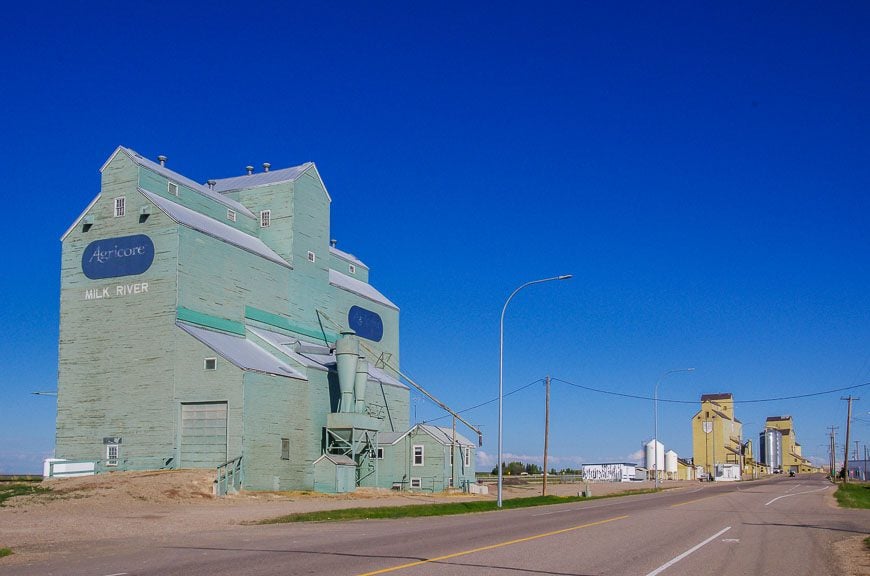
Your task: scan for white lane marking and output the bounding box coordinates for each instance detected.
[785,483,802,493]
[765,485,830,506]
[722,538,740,543]
[686,487,704,494]
[102,573,128,576]
[644,526,731,576]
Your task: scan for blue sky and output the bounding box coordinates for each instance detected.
[1,2,868,473]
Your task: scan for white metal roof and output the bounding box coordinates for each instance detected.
[248,327,406,389]
[177,322,305,379]
[141,189,290,268]
[211,163,312,192]
[329,245,367,269]
[103,146,255,218]
[314,453,355,466]
[379,424,473,447]
[248,326,329,371]
[328,269,397,310]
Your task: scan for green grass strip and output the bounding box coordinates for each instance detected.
[0,548,12,559]
[0,483,51,507]
[257,489,657,524]
[834,482,870,509]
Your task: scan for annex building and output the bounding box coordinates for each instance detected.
[55,147,476,493]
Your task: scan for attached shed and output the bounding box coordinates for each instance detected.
[313,454,356,493]
[378,424,476,492]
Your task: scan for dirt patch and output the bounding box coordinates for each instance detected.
[0,472,669,566]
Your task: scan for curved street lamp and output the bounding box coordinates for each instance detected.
[654,368,694,489]
[498,274,572,508]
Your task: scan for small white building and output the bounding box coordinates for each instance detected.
[582,462,638,482]
[714,463,741,481]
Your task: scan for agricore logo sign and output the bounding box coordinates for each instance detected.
[82,234,155,279]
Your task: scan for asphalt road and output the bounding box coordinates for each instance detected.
[9,474,869,576]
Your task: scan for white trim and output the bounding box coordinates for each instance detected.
[114,196,126,217]
[204,357,217,370]
[348,264,356,274]
[99,145,126,173]
[305,163,332,203]
[410,477,422,488]
[61,193,101,241]
[376,447,384,460]
[227,209,236,222]
[307,250,316,263]
[464,446,471,467]
[413,444,424,466]
[168,181,179,196]
[260,210,271,228]
[106,444,119,466]
[141,189,291,269]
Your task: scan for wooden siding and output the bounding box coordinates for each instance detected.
[242,370,330,490]
[176,226,289,324]
[57,153,179,467]
[138,167,257,235]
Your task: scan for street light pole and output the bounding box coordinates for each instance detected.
[498,274,572,508]
[654,368,694,490]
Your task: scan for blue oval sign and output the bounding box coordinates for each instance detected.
[348,305,383,342]
[82,234,155,279]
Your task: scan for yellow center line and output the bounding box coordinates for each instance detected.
[670,495,720,508]
[356,515,629,576]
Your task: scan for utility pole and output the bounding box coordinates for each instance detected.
[855,440,860,462]
[827,426,838,479]
[841,396,859,483]
[542,375,550,496]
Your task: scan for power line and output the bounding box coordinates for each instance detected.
[419,378,869,426]
[419,378,544,425]
[553,377,869,404]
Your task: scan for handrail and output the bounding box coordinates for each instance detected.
[215,456,243,496]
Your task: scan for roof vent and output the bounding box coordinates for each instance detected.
[246,165,254,175]
[157,155,167,166]
[207,179,216,190]
[330,239,337,248]
[263,162,271,172]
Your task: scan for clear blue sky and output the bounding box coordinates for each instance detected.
[1,2,867,474]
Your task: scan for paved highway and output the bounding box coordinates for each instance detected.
[10,475,868,575]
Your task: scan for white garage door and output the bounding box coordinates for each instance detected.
[180,402,227,468]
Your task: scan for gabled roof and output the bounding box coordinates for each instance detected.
[330,245,368,269]
[178,322,305,379]
[141,189,290,268]
[314,453,355,466]
[329,269,397,310]
[211,162,331,203]
[701,393,733,402]
[102,146,254,218]
[212,163,310,191]
[379,424,474,447]
[712,409,731,420]
[417,424,474,447]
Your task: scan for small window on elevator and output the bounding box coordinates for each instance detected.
[106,444,119,466]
